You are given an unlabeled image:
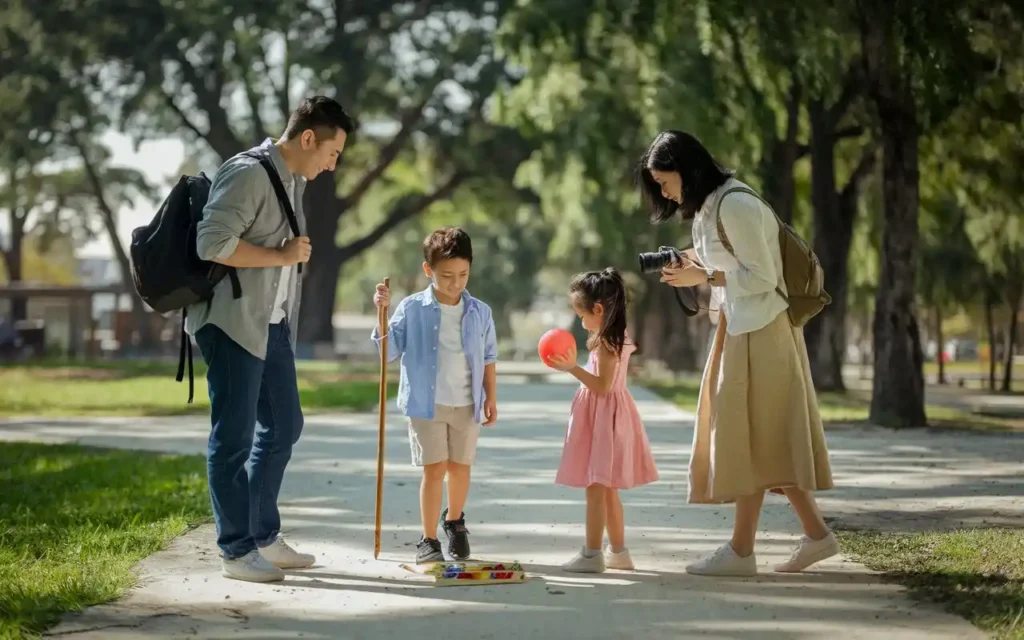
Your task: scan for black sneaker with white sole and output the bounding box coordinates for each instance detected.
[416,536,444,564]
[440,508,471,560]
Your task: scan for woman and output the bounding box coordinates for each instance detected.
[638,130,837,576]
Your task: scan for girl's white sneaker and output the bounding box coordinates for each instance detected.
[604,546,635,570]
[562,547,606,573]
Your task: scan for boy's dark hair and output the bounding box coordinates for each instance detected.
[423,227,473,266]
[284,96,356,142]
[569,267,629,355]
[636,130,734,222]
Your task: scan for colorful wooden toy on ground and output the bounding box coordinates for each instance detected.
[400,561,527,586]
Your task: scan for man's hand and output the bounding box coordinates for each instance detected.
[280,237,312,265]
[483,397,498,426]
[373,282,390,308]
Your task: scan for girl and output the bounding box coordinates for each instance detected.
[546,267,660,573]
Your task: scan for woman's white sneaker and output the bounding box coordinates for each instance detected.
[259,536,316,569]
[685,543,757,577]
[222,550,285,583]
[775,532,840,573]
[604,547,635,571]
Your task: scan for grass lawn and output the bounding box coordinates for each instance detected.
[837,529,1024,639]
[0,441,209,639]
[642,378,1020,432]
[0,359,397,417]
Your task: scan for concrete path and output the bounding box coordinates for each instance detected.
[5,375,1019,639]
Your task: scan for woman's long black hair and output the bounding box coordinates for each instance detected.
[570,267,629,355]
[636,130,734,222]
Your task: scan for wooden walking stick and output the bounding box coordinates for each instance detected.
[374,278,390,559]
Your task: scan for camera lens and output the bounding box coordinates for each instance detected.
[637,248,676,274]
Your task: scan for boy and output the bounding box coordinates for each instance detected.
[371,227,498,563]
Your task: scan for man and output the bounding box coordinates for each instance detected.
[187,96,355,583]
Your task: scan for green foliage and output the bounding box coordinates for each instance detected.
[917,197,987,312]
[918,4,1024,308]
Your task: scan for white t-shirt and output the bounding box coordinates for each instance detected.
[269,181,300,325]
[435,298,473,407]
[269,265,290,324]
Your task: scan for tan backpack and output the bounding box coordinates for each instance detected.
[714,186,831,328]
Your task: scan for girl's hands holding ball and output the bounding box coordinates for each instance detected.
[546,343,579,372]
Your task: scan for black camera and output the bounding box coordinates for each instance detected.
[637,246,682,274]
[638,245,700,317]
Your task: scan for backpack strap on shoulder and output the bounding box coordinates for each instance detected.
[713,186,789,304]
[244,150,303,275]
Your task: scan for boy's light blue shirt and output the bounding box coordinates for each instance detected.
[371,285,497,424]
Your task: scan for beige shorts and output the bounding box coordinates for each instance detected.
[408,404,480,467]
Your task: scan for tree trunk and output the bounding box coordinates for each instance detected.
[3,209,27,322]
[934,306,945,385]
[1001,281,1021,392]
[861,0,927,428]
[297,170,345,346]
[805,100,848,391]
[804,95,873,392]
[986,290,998,390]
[868,123,927,427]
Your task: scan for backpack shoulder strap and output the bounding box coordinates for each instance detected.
[713,186,762,256]
[713,186,788,303]
[244,150,304,273]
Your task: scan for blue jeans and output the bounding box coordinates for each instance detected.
[195,322,304,560]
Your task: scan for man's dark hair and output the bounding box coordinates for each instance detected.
[423,227,473,267]
[283,96,356,142]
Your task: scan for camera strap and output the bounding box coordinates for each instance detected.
[673,286,700,317]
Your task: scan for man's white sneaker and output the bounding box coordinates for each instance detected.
[222,550,285,583]
[604,547,635,571]
[562,548,606,573]
[774,532,840,573]
[685,543,757,577]
[259,536,316,569]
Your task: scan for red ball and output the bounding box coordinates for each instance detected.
[538,328,575,366]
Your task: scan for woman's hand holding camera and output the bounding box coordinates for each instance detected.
[660,252,708,288]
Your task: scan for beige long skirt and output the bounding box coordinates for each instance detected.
[687,310,834,504]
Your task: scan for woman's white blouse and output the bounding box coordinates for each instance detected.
[691,178,789,336]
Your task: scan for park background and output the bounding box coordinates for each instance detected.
[1,1,1023,639]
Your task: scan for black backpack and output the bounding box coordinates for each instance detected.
[129,150,302,403]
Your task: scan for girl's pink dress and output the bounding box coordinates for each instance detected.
[555,342,659,489]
